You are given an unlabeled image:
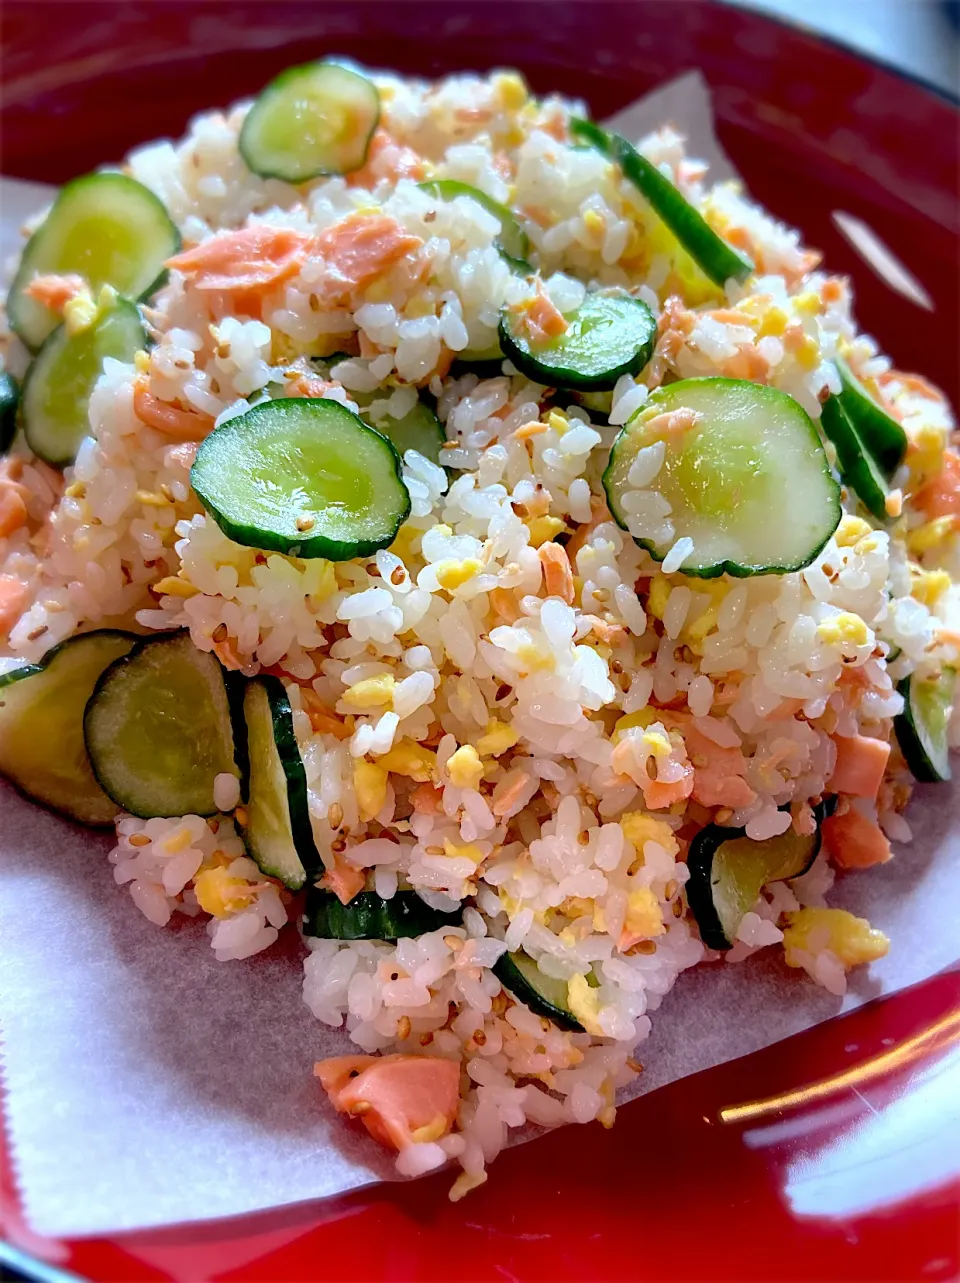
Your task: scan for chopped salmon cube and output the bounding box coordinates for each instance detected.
[822,809,892,869]
[829,734,891,800]
[915,449,960,520]
[0,574,29,638]
[320,854,366,906]
[166,225,315,292]
[312,213,423,308]
[315,1053,461,1150]
[22,272,86,316]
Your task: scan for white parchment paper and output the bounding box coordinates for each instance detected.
[1,73,957,1238]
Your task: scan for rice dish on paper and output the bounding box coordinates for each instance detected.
[0,63,957,1199]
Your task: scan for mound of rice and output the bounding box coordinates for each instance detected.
[1,66,957,1196]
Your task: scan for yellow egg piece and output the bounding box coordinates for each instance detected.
[624,886,666,939]
[343,673,396,709]
[783,907,890,970]
[447,744,484,790]
[566,973,605,1036]
[194,866,256,919]
[354,760,388,822]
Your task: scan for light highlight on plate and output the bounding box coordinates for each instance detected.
[832,210,934,311]
[784,1045,960,1219]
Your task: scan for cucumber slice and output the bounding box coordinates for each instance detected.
[371,400,446,465]
[224,669,251,801]
[191,397,411,561]
[604,377,841,577]
[687,810,825,951]
[8,173,180,352]
[239,60,379,183]
[310,359,445,463]
[835,356,906,479]
[895,668,955,783]
[242,676,319,890]
[419,179,532,271]
[492,950,585,1033]
[570,119,752,287]
[0,630,137,825]
[819,396,889,523]
[0,372,19,453]
[499,290,656,392]
[84,632,240,818]
[21,297,147,466]
[450,343,504,379]
[303,888,462,940]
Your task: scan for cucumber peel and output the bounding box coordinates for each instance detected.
[895,668,955,783]
[419,178,532,271]
[820,395,890,522]
[687,806,828,951]
[0,372,19,452]
[493,950,586,1033]
[570,119,752,287]
[241,676,319,890]
[835,356,907,479]
[304,888,462,940]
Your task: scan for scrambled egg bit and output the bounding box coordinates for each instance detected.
[476,718,520,757]
[782,907,889,970]
[816,612,870,649]
[378,739,438,782]
[343,673,395,709]
[619,811,680,858]
[623,886,665,939]
[354,760,388,822]
[447,744,484,790]
[194,857,261,918]
[435,558,483,591]
[566,973,605,1035]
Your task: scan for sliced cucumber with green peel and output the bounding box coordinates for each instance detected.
[820,395,889,523]
[895,668,955,783]
[499,290,656,392]
[239,60,379,183]
[224,669,251,801]
[492,950,585,1033]
[242,676,319,890]
[687,806,827,951]
[0,630,138,825]
[311,359,446,464]
[835,355,906,479]
[0,372,19,452]
[371,400,446,465]
[191,397,411,561]
[21,296,147,466]
[570,119,752,287]
[604,377,841,578]
[304,888,462,940]
[84,632,240,818]
[8,173,180,351]
[419,178,532,271]
[451,343,504,378]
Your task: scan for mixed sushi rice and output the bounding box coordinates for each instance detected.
[0,64,957,1198]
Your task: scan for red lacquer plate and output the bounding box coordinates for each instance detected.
[1,3,958,1280]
